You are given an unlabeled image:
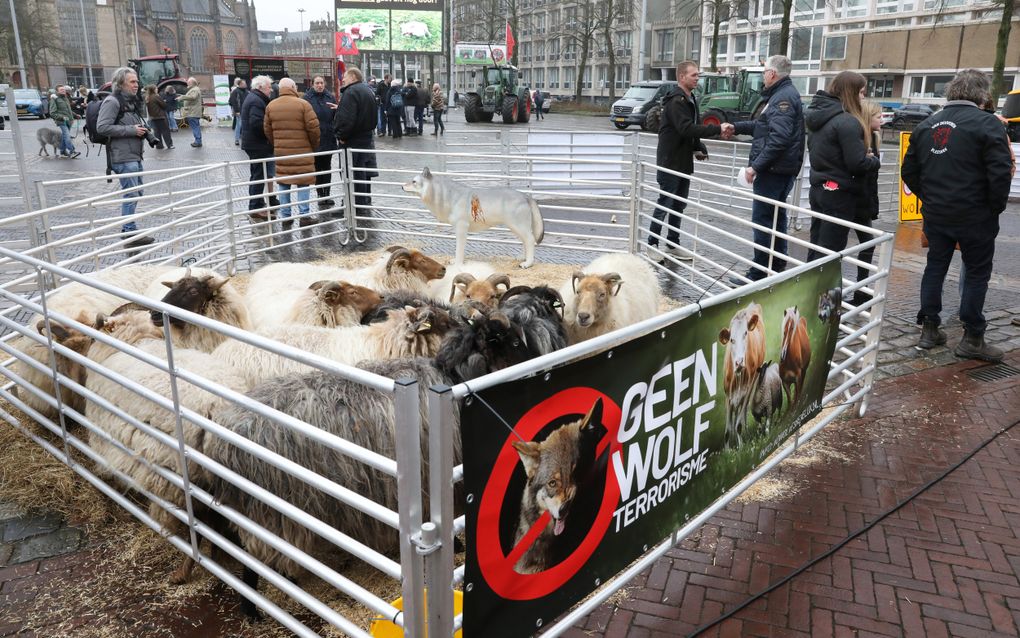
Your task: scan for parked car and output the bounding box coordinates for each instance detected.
[888,103,937,128]
[609,81,678,130]
[13,89,45,119]
[0,85,8,121]
[880,110,894,126]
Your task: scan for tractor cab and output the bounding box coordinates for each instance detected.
[464,65,531,124]
[98,51,188,96]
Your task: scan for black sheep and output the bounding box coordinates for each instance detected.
[435,311,532,383]
[498,285,568,358]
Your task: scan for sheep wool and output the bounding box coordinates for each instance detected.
[559,252,661,344]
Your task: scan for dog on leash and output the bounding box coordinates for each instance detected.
[402,167,545,268]
[37,128,63,157]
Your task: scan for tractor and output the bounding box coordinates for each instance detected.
[699,67,767,127]
[463,65,532,124]
[99,51,189,96]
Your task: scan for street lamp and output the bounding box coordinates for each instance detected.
[8,0,28,87]
[298,8,306,57]
[78,0,96,88]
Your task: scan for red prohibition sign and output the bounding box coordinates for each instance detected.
[476,387,622,601]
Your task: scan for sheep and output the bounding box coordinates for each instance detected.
[361,289,451,325]
[281,281,382,328]
[435,311,533,383]
[150,268,253,352]
[83,311,249,584]
[448,272,511,307]
[8,314,94,424]
[205,357,459,616]
[212,305,454,389]
[498,285,568,358]
[559,253,660,344]
[425,260,497,302]
[141,266,219,301]
[245,247,446,327]
[751,361,783,429]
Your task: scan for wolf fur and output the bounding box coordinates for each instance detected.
[511,397,604,574]
[402,167,545,269]
[36,128,62,157]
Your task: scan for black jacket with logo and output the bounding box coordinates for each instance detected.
[656,87,720,174]
[901,101,1013,224]
[733,75,804,176]
[805,90,879,193]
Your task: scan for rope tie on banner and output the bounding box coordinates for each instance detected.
[462,381,526,443]
[694,260,745,313]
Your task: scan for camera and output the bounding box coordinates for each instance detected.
[142,127,164,149]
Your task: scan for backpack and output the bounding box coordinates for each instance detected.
[85,98,122,145]
[390,90,404,110]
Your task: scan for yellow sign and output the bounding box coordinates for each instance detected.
[899,131,923,222]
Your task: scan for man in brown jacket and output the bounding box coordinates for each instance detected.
[264,78,321,226]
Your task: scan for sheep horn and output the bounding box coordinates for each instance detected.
[207,275,230,292]
[449,273,477,301]
[184,267,192,279]
[499,285,531,305]
[385,245,408,254]
[601,272,623,295]
[572,271,586,295]
[486,273,512,291]
[309,280,331,291]
[386,248,412,273]
[94,314,107,330]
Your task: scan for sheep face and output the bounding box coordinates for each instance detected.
[36,314,94,377]
[451,273,511,307]
[386,246,446,282]
[153,272,230,328]
[88,311,163,362]
[571,273,623,329]
[405,305,454,340]
[311,280,383,320]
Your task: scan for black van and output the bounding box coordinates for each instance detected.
[609,81,678,130]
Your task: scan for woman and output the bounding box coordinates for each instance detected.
[388,79,404,139]
[430,82,446,136]
[847,100,884,305]
[144,84,173,149]
[163,86,179,132]
[804,71,880,262]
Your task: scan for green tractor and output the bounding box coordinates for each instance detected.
[464,65,532,124]
[699,67,767,127]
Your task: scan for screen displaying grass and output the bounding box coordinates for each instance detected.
[336,8,391,51]
[390,10,443,53]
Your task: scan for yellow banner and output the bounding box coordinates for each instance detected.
[899,131,923,222]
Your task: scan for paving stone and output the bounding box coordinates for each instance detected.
[0,503,27,524]
[8,528,82,565]
[0,543,11,566]
[0,512,62,544]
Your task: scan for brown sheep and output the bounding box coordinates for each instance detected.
[449,272,511,307]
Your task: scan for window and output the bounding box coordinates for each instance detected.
[790,76,820,94]
[733,34,753,61]
[56,0,100,64]
[758,30,781,60]
[564,67,574,89]
[867,76,894,98]
[823,36,846,60]
[656,30,674,62]
[190,28,209,72]
[224,32,239,56]
[583,66,592,89]
[156,26,178,54]
[615,64,631,89]
[791,26,822,62]
[838,0,868,18]
[549,67,559,89]
[928,75,954,97]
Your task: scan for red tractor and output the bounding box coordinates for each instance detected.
[99,51,189,95]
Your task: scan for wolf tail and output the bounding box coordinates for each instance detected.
[529,198,545,245]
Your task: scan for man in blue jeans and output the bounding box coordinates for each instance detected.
[96,67,155,249]
[721,55,805,284]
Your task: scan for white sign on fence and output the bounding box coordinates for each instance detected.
[526,133,626,194]
[214,75,232,119]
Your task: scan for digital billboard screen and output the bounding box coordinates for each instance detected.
[336,0,443,53]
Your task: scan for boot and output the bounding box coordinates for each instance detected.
[954,330,1004,363]
[917,320,947,349]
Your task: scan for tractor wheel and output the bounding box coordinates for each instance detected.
[517,90,531,123]
[502,96,518,124]
[464,94,483,123]
[613,122,629,130]
[702,109,725,129]
[642,105,662,132]
[480,110,494,122]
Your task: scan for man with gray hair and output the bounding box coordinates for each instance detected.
[178,77,204,147]
[96,66,155,248]
[240,75,279,220]
[902,68,1013,362]
[721,54,805,283]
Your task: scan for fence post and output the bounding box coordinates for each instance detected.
[628,161,643,255]
[34,267,73,461]
[393,378,426,638]
[32,182,59,291]
[501,132,512,188]
[425,384,456,638]
[857,238,894,417]
[221,163,238,277]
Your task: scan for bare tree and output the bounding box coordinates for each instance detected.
[777,0,794,56]
[5,0,63,88]
[551,1,602,101]
[925,0,1016,102]
[704,0,731,72]
[596,0,641,102]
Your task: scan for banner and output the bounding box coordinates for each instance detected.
[213,74,231,119]
[455,43,508,66]
[899,131,923,222]
[336,0,443,53]
[461,259,844,637]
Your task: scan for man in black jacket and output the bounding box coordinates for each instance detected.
[303,75,339,209]
[652,60,721,262]
[240,75,278,220]
[901,69,1013,362]
[722,55,804,282]
[228,78,249,146]
[333,67,379,212]
[376,73,391,137]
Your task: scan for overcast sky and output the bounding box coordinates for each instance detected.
[256,1,334,33]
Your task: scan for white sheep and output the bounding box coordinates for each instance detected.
[9,315,93,423]
[280,281,382,328]
[83,311,248,584]
[558,252,661,344]
[211,305,454,389]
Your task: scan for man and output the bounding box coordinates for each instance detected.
[376,73,391,137]
[651,60,721,262]
[263,77,320,226]
[229,78,249,146]
[178,77,204,147]
[96,67,155,249]
[901,69,1013,362]
[303,75,339,210]
[50,85,80,158]
[721,55,805,283]
[333,67,378,213]
[533,87,544,120]
[240,75,279,221]
[414,79,429,135]
[402,79,418,134]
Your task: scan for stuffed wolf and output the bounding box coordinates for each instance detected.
[402,167,545,268]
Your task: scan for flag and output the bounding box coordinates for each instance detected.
[505,21,515,60]
[335,31,359,57]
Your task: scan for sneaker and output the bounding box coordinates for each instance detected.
[70,151,81,159]
[664,245,694,261]
[234,140,239,146]
[124,234,155,249]
[298,215,319,227]
[729,275,749,287]
[917,319,947,349]
[167,145,175,149]
[191,142,202,148]
[954,331,1004,362]
[248,211,269,221]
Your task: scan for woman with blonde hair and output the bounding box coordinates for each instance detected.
[804,71,880,262]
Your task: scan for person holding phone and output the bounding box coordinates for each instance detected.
[304,75,340,210]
